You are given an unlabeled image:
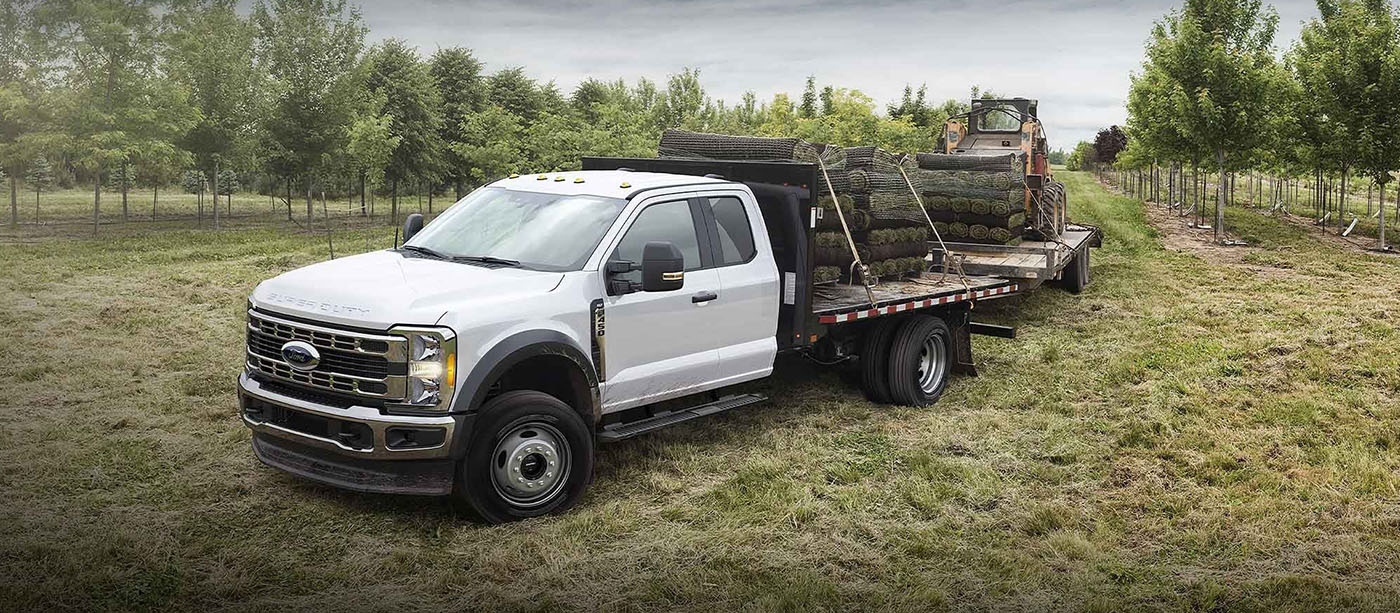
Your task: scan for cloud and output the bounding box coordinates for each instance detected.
[347,0,1319,148]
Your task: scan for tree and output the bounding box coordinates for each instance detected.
[1093,126,1129,167]
[1140,0,1287,242]
[253,0,366,219]
[1066,141,1096,171]
[799,76,818,118]
[167,0,261,230]
[452,105,523,184]
[39,0,197,232]
[365,39,445,226]
[487,67,543,122]
[343,93,396,216]
[430,47,483,199]
[1291,0,1400,249]
[23,155,51,221]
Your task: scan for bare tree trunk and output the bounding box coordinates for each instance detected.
[213,159,220,231]
[35,182,40,224]
[1381,181,1388,250]
[286,177,293,221]
[152,184,158,219]
[8,174,15,227]
[306,177,313,219]
[93,174,101,235]
[391,177,399,229]
[121,161,129,222]
[1215,150,1226,243]
[360,171,367,216]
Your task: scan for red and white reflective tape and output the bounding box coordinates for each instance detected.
[817,284,1018,324]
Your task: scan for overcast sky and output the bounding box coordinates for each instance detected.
[349,0,1320,149]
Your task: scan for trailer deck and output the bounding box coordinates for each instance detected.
[931,225,1100,285]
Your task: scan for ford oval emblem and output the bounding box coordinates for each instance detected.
[280,340,321,371]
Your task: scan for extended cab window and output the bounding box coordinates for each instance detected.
[706,196,755,265]
[611,200,703,282]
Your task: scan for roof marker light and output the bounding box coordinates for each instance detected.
[620,182,631,188]
[537,174,548,180]
[509,174,519,178]
[554,176,565,182]
[574,177,585,183]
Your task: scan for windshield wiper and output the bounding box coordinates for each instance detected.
[399,245,452,260]
[452,255,521,267]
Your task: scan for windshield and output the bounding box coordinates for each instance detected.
[405,187,627,271]
[976,104,1024,131]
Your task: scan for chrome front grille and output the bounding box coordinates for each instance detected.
[246,309,407,401]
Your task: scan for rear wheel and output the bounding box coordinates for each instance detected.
[1062,248,1087,294]
[860,317,902,403]
[886,315,952,406]
[453,390,593,524]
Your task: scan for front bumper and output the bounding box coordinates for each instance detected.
[239,373,460,495]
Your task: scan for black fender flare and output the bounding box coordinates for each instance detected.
[452,329,600,418]
[448,330,600,460]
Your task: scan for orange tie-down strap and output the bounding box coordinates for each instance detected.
[817,284,1018,324]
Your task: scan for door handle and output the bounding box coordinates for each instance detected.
[691,291,718,304]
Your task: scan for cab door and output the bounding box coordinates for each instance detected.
[698,192,779,386]
[599,195,724,412]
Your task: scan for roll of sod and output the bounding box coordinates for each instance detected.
[814,266,842,284]
[914,152,1026,173]
[866,241,928,261]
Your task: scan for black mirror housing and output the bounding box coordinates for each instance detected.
[640,241,684,292]
[402,213,425,242]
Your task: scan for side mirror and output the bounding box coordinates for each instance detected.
[402,213,424,242]
[641,241,684,292]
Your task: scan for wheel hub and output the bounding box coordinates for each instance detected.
[916,335,947,395]
[491,422,570,508]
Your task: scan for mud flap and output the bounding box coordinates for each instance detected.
[945,307,978,377]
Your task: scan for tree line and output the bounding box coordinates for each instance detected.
[1073,0,1400,250]
[0,0,992,231]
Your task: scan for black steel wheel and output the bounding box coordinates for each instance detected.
[886,315,952,407]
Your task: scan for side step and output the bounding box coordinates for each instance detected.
[598,393,766,442]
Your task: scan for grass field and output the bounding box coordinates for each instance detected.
[3,171,1400,611]
[2,184,447,233]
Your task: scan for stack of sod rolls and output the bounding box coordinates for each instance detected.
[911,152,1028,246]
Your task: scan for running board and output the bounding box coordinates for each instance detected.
[598,393,766,442]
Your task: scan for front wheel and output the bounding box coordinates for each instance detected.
[886,315,952,406]
[453,390,594,523]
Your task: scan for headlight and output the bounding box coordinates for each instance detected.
[387,326,457,414]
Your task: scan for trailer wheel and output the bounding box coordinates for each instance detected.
[1062,249,1087,294]
[453,390,594,524]
[860,317,902,403]
[886,315,952,407]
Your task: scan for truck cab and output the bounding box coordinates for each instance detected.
[240,170,783,522]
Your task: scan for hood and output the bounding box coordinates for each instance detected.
[250,250,564,330]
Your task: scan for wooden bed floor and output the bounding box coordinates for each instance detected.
[812,273,1010,314]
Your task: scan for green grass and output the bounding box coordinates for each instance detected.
[2,171,1400,611]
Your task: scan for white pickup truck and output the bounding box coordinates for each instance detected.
[239,158,1097,523]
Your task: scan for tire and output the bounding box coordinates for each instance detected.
[1062,248,1087,294]
[453,390,594,524]
[1081,246,1091,285]
[886,315,952,407]
[860,317,902,403]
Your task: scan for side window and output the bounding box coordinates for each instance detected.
[707,196,756,265]
[611,200,703,284]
